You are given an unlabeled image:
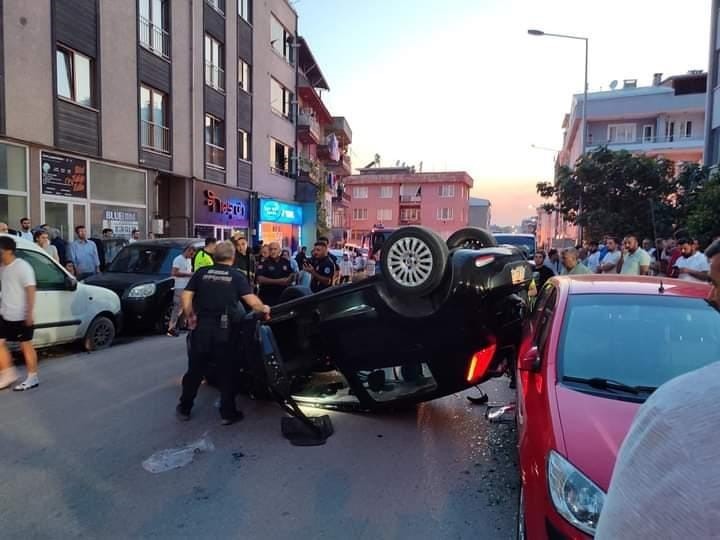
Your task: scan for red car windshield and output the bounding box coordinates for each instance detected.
[558,294,720,394]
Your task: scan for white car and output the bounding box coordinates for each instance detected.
[2,236,122,351]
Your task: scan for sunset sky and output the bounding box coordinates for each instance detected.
[295,0,710,226]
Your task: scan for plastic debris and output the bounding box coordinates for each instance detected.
[142,436,215,474]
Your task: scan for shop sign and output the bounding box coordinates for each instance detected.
[102,209,139,237]
[194,183,249,227]
[260,198,303,225]
[41,151,87,198]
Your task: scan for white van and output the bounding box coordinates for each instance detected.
[2,236,122,351]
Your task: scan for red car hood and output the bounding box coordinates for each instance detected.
[555,385,641,491]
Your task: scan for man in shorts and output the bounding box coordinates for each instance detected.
[0,236,39,391]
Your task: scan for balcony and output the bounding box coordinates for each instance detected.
[204,63,225,92]
[399,195,421,205]
[587,134,703,154]
[298,112,322,144]
[318,146,352,175]
[205,143,225,169]
[332,189,351,207]
[141,120,170,154]
[298,156,322,184]
[327,116,353,145]
[139,17,170,59]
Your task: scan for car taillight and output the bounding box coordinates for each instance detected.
[466,343,498,383]
[474,255,495,268]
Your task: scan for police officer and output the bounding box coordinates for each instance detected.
[193,237,217,271]
[177,241,270,425]
[256,241,293,306]
[303,241,335,292]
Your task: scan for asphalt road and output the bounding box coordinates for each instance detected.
[0,336,520,539]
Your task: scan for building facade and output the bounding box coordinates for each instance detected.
[705,0,720,166]
[0,0,342,248]
[344,167,473,242]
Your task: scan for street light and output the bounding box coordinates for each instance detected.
[528,28,589,244]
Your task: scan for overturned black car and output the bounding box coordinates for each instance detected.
[229,226,532,430]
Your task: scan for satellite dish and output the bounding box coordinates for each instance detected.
[609,80,618,90]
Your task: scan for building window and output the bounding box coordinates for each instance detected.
[271,78,292,119]
[379,186,393,198]
[353,186,368,199]
[139,0,169,59]
[0,143,28,228]
[680,120,693,139]
[238,129,250,161]
[377,208,392,221]
[204,34,225,92]
[353,208,368,221]
[140,85,169,153]
[439,184,455,198]
[400,207,420,222]
[642,125,654,143]
[206,0,225,15]
[56,46,94,108]
[607,124,636,143]
[238,58,251,93]
[665,121,676,142]
[271,15,294,64]
[239,0,250,22]
[205,114,225,169]
[437,208,454,221]
[270,138,293,176]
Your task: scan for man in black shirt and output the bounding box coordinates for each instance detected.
[304,241,335,292]
[177,241,270,425]
[533,251,555,289]
[295,246,308,269]
[232,235,255,282]
[256,242,293,306]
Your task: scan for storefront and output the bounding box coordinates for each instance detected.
[193,181,250,241]
[258,198,303,252]
[40,151,147,241]
[0,141,29,229]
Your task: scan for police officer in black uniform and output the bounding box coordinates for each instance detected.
[304,241,336,292]
[255,241,293,306]
[176,241,270,425]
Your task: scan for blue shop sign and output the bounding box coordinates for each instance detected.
[260,199,303,225]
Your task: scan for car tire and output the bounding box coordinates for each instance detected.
[446,227,497,250]
[84,316,116,352]
[278,285,313,303]
[380,226,448,297]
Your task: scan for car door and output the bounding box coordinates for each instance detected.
[16,249,81,346]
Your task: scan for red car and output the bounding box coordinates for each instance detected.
[516,275,718,539]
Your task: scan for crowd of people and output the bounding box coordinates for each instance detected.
[531,232,716,292]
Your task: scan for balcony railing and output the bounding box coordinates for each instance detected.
[399,195,421,203]
[141,120,170,153]
[589,134,703,147]
[399,218,421,225]
[205,143,225,169]
[139,17,170,59]
[205,63,225,92]
[298,112,322,142]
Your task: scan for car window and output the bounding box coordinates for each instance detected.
[535,287,558,355]
[16,249,67,290]
[558,294,720,390]
[109,245,175,274]
[493,235,536,257]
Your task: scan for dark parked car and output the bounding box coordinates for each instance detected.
[84,238,202,332]
[493,233,536,261]
[237,226,532,415]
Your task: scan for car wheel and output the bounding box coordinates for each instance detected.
[517,484,527,540]
[84,316,116,352]
[380,226,448,296]
[446,227,497,250]
[278,285,313,303]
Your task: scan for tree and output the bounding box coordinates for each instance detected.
[686,170,720,248]
[537,147,677,241]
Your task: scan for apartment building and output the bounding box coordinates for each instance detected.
[344,166,472,242]
[0,0,325,247]
[705,0,720,166]
[560,72,707,168]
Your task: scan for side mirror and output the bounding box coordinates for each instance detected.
[518,346,540,372]
[65,275,78,291]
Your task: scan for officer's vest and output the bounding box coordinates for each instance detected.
[193,249,214,272]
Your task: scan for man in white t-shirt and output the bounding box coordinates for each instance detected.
[167,245,195,337]
[0,236,39,391]
[673,238,710,283]
[598,236,621,274]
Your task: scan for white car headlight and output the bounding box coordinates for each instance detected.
[548,450,605,536]
[127,283,156,298]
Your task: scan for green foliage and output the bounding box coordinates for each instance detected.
[687,171,720,247]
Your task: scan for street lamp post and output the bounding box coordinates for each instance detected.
[528,29,589,245]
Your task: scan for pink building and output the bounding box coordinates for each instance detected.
[344,167,473,242]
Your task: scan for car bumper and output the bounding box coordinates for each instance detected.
[121,297,164,328]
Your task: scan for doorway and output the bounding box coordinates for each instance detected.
[43,200,89,241]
